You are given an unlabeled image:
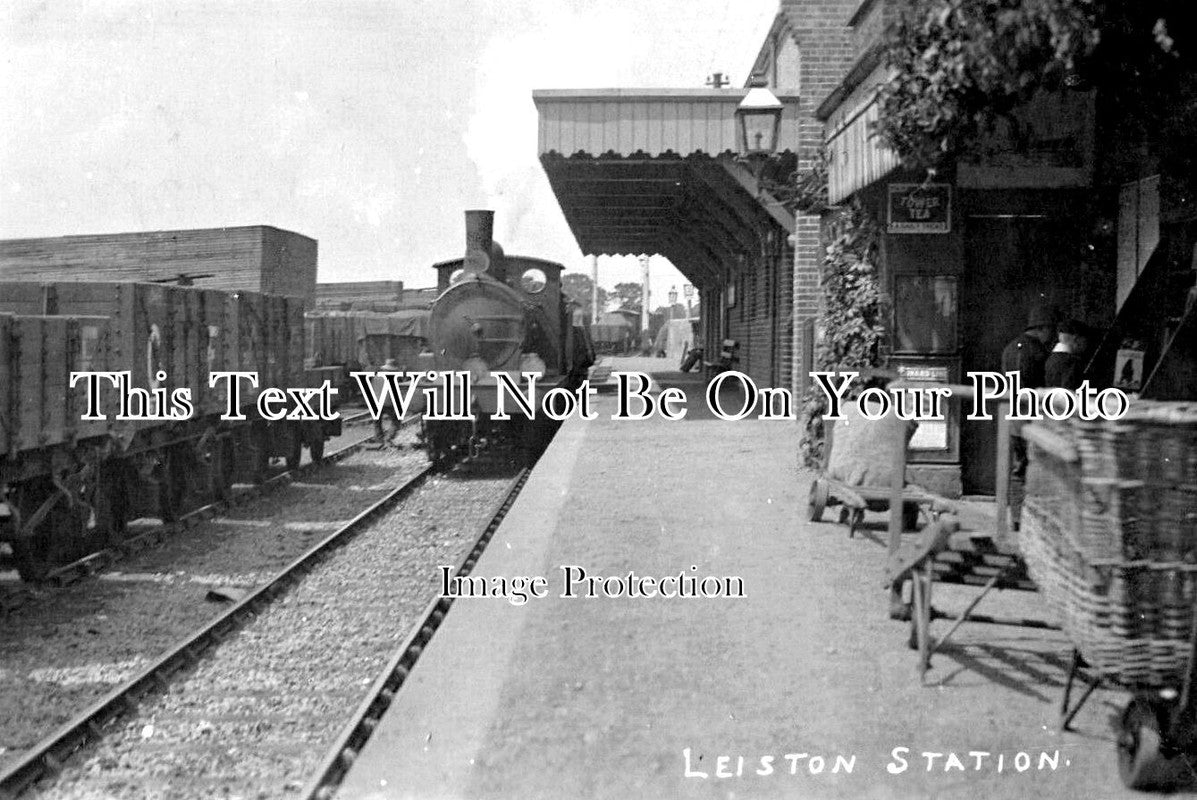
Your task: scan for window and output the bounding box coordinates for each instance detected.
[520,267,547,294]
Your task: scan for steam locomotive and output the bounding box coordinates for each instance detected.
[421,210,595,463]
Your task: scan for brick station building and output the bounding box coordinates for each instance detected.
[816,0,1197,495]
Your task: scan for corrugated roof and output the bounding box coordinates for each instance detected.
[533,89,800,158]
[534,89,797,289]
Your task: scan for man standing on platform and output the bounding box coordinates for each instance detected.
[1000,304,1056,530]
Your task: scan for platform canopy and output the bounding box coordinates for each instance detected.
[534,89,799,288]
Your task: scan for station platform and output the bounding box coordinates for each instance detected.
[338,358,1146,800]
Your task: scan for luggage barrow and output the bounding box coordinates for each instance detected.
[1018,420,1197,793]
[885,514,1056,684]
[808,476,950,538]
[879,386,1056,683]
[807,403,954,538]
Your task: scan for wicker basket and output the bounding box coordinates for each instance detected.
[1020,401,1197,687]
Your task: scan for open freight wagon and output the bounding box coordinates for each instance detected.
[305,309,430,371]
[0,281,342,581]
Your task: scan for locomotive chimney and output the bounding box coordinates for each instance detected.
[463,209,506,281]
[464,209,494,258]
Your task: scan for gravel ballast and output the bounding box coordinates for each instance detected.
[25,457,521,799]
[0,430,426,774]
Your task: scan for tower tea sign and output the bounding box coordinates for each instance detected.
[887,183,951,234]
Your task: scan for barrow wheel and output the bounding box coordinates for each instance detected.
[902,501,921,532]
[808,479,828,522]
[847,508,864,539]
[1117,696,1189,791]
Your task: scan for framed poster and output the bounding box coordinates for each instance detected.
[890,357,961,463]
[1115,347,1145,392]
[892,275,958,354]
[887,183,952,234]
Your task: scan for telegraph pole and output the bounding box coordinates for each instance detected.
[590,254,598,325]
[639,254,650,351]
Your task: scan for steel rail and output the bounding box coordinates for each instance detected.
[0,461,437,800]
[301,466,531,800]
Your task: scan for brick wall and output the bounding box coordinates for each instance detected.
[719,228,794,390]
[722,0,859,395]
[776,0,860,396]
[848,0,900,59]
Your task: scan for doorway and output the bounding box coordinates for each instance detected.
[960,215,1077,494]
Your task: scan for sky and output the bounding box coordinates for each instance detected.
[0,0,778,305]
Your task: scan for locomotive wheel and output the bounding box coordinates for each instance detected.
[1117,696,1189,791]
[423,421,462,470]
[808,479,828,522]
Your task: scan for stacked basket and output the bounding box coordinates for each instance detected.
[1020,401,1197,687]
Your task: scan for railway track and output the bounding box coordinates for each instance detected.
[0,430,427,779]
[303,466,529,800]
[1,456,528,799]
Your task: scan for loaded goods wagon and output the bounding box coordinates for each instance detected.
[304,309,430,371]
[0,226,317,307]
[0,282,338,582]
[315,280,405,310]
[0,314,110,459]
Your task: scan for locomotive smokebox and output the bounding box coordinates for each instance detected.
[463,209,507,282]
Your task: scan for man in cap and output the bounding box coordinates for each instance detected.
[373,357,402,443]
[1045,319,1091,391]
[1000,304,1056,530]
